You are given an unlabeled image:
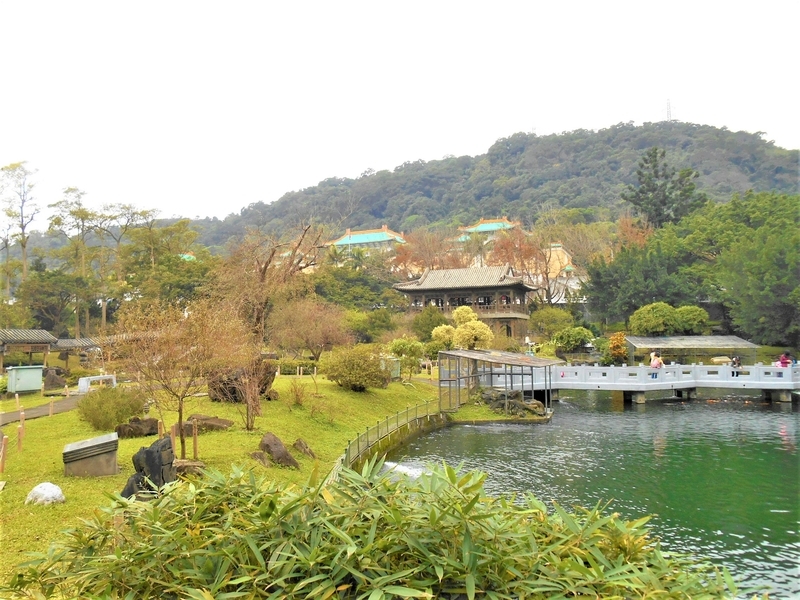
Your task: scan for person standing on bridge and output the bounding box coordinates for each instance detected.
[650,352,664,378]
[731,356,742,377]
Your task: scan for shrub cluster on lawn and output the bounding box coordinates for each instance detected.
[320,345,390,391]
[76,386,147,431]
[5,460,737,600]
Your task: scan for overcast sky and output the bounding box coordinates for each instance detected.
[1,1,797,226]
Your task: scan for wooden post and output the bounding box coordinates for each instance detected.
[158,420,164,439]
[19,409,25,436]
[169,424,177,454]
[64,384,70,397]
[0,435,8,473]
[15,393,19,410]
[17,425,22,452]
[49,399,54,417]
[192,419,199,460]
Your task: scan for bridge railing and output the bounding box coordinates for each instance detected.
[483,363,799,390]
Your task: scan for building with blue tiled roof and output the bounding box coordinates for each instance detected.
[327,225,406,253]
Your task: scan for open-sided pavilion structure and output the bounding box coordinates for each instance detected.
[625,335,759,366]
[438,349,563,413]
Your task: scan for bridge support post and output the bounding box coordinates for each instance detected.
[630,391,646,404]
[763,389,793,403]
[676,388,697,399]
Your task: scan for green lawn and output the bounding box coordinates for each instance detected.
[0,376,447,580]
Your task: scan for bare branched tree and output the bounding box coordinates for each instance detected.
[115,298,251,458]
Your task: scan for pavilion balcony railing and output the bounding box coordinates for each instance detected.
[409,304,525,315]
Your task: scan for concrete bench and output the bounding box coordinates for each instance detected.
[77,375,117,394]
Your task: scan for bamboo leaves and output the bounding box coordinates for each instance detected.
[3,462,736,599]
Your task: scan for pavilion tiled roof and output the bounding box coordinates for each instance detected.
[54,338,103,350]
[393,265,535,292]
[328,225,405,246]
[0,329,58,345]
[458,217,520,234]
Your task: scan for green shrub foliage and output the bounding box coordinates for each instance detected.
[76,386,147,431]
[551,326,594,352]
[5,461,736,599]
[320,345,390,391]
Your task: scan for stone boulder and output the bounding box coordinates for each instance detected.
[250,451,272,468]
[180,414,234,436]
[208,360,278,403]
[174,459,205,477]
[115,417,159,439]
[121,437,176,499]
[43,368,67,391]
[259,432,299,469]
[293,438,317,459]
[25,482,65,505]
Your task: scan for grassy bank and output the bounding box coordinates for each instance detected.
[0,376,445,579]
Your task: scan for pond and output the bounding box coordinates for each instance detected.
[385,390,800,598]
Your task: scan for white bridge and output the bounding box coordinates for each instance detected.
[478,363,799,403]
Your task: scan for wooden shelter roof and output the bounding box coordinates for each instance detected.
[625,335,759,349]
[440,349,563,368]
[0,329,58,345]
[54,338,103,350]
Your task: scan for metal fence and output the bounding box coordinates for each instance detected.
[326,400,441,484]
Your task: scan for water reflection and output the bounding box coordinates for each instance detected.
[386,391,800,598]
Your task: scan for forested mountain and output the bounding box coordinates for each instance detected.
[192,121,798,247]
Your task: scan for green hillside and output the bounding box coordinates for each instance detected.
[192,121,797,246]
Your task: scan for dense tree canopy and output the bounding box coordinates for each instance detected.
[621,147,707,227]
[584,191,799,345]
[186,121,797,244]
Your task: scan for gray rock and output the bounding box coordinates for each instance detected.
[259,432,299,469]
[250,451,272,467]
[121,437,176,499]
[115,417,159,439]
[181,414,234,435]
[293,438,317,459]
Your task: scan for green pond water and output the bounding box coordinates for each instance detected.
[385,390,800,598]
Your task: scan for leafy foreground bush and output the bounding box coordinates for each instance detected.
[76,386,147,431]
[5,460,738,600]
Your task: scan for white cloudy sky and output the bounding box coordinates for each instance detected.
[1,1,797,224]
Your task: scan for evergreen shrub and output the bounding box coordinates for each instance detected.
[76,386,147,431]
[320,345,390,391]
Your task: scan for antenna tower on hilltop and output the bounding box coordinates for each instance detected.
[667,99,672,121]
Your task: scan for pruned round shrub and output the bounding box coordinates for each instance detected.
[76,386,147,431]
[320,345,390,391]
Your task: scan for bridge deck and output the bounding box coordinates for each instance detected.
[472,364,800,393]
